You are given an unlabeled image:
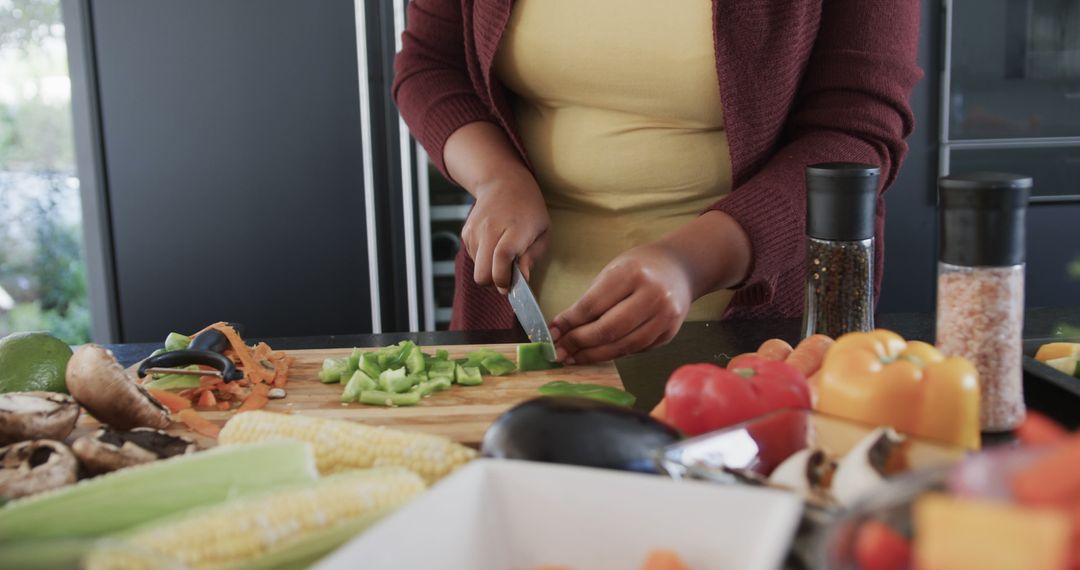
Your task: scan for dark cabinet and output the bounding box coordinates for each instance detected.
[88,0,377,341]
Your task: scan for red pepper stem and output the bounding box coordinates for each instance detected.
[732,368,756,379]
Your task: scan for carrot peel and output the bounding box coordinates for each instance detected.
[237,383,271,412]
[176,409,221,438]
[148,389,191,412]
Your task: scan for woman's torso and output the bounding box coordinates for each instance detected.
[494,0,735,320]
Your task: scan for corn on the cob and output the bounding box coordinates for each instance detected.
[0,441,317,541]
[219,411,476,483]
[86,467,425,570]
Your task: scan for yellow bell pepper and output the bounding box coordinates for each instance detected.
[815,329,981,449]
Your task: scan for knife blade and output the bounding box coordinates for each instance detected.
[508,262,557,362]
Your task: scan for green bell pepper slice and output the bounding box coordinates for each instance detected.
[538,381,636,408]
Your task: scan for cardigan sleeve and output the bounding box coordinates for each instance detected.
[392,0,499,177]
[707,0,922,308]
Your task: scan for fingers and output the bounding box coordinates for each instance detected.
[550,266,635,344]
[464,218,548,293]
[491,227,548,293]
[568,318,666,365]
[518,229,549,282]
[471,230,499,288]
[491,234,517,293]
[646,324,680,351]
[555,292,651,361]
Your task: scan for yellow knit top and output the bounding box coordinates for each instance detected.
[494,0,734,320]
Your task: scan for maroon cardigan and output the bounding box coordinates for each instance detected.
[393,0,922,330]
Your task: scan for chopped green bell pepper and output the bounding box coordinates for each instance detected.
[459,349,497,369]
[378,367,412,393]
[517,342,561,371]
[341,370,378,403]
[480,354,516,376]
[456,364,484,386]
[359,390,421,407]
[358,353,383,380]
[428,360,456,382]
[144,365,202,390]
[429,376,452,391]
[348,348,363,373]
[318,358,349,384]
[164,332,191,352]
[404,345,426,375]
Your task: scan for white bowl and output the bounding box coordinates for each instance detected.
[316,459,803,570]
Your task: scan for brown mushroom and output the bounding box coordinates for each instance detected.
[0,440,79,499]
[66,344,171,431]
[72,427,195,474]
[0,392,80,446]
[832,427,910,507]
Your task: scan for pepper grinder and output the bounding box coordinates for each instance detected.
[802,163,880,340]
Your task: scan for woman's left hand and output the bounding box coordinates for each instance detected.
[549,242,693,365]
[548,210,753,365]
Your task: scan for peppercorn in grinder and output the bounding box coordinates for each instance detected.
[802,163,880,339]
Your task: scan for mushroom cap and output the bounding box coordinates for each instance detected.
[0,439,79,499]
[65,344,171,431]
[832,427,908,507]
[72,427,195,474]
[0,392,80,446]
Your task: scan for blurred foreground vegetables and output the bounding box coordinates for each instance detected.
[814,330,981,449]
[915,493,1070,570]
[853,414,1080,570]
[219,410,476,484]
[86,467,425,570]
[650,335,829,431]
[0,441,317,540]
[662,357,810,437]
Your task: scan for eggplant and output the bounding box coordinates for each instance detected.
[480,396,681,473]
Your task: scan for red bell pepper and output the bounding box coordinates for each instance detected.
[664,356,811,436]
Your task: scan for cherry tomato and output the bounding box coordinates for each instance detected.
[854,520,911,570]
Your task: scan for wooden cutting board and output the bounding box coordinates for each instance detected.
[76,344,622,447]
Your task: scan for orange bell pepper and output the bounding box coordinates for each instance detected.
[814,329,980,449]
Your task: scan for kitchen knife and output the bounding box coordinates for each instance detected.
[508,263,558,362]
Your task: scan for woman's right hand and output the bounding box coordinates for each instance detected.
[461,169,550,294]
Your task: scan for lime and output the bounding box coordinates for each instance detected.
[0,332,73,394]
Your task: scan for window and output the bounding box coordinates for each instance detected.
[0,0,90,343]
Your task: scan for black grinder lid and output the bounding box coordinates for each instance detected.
[938,172,1031,267]
[806,163,880,241]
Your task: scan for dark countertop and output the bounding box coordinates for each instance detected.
[109,306,1080,417]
